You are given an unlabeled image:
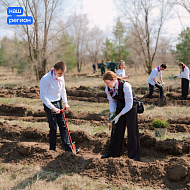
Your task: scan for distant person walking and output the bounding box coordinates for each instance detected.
[109,60,117,73]
[97,62,101,71]
[40,61,72,152]
[174,62,189,100]
[92,63,96,73]
[107,61,110,70]
[116,61,130,80]
[100,60,106,76]
[147,64,167,100]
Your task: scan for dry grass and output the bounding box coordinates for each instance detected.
[0,163,152,190]
[0,118,109,136]
[0,98,109,114]
[139,129,190,141]
[141,105,190,119]
[0,65,181,89]
[65,65,181,89]
[1,117,190,141]
[0,65,187,190]
[0,97,189,120]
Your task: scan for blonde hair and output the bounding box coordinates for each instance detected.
[118,62,126,69]
[103,71,122,81]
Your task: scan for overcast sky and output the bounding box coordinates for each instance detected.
[0,0,190,42]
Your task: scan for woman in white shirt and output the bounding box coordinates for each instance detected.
[40,61,71,152]
[116,61,129,80]
[174,62,189,100]
[101,71,140,161]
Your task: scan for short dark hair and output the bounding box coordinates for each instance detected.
[160,64,167,69]
[54,61,66,72]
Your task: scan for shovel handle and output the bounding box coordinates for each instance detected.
[61,109,75,150]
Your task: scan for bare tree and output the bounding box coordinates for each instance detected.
[85,26,104,64]
[116,0,172,74]
[179,0,190,13]
[1,0,71,80]
[68,14,89,72]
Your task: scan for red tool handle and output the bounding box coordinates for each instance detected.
[61,109,75,150]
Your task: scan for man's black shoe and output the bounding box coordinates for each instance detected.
[101,153,111,159]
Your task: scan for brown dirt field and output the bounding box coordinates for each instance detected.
[0,85,190,188]
[0,121,190,189]
[0,86,189,105]
[1,103,190,133]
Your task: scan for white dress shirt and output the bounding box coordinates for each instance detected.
[116,69,125,77]
[176,66,189,80]
[105,81,133,115]
[147,66,162,86]
[40,70,67,110]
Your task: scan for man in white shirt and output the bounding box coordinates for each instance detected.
[40,61,71,152]
[147,64,167,99]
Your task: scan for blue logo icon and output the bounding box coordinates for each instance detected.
[7,7,33,25]
[7,7,23,15]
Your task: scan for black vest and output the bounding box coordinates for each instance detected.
[108,80,136,115]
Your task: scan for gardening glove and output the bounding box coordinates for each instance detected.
[173,76,177,79]
[108,112,114,121]
[161,82,164,86]
[157,83,162,87]
[111,114,120,124]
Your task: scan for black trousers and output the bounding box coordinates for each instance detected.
[107,103,140,161]
[101,68,105,76]
[148,83,164,99]
[181,78,189,100]
[44,100,72,151]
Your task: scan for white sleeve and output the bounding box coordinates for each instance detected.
[158,71,162,78]
[39,77,55,110]
[176,67,189,79]
[116,70,119,75]
[61,78,68,103]
[120,83,133,115]
[105,87,117,113]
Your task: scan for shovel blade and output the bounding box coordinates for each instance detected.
[71,142,79,154]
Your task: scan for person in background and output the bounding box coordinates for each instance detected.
[109,59,117,73]
[116,60,120,70]
[116,61,130,80]
[92,63,96,73]
[40,61,72,152]
[100,60,106,76]
[147,64,167,100]
[107,61,110,70]
[101,71,140,161]
[97,62,101,71]
[174,62,189,100]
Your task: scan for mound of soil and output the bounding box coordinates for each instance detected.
[0,121,48,142]
[0,122,190,189]
[0,85,190,107]
[0,104,28,116]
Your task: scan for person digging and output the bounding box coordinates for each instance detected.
[147,64,167,105]
[40,61,72,153]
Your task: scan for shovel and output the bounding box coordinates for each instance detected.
[61,109,79,154]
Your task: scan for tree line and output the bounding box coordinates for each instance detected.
[0,0,189,80]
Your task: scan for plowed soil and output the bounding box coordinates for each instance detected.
[0,85,190,189]
[0,86,189,105]
[0,103,190,133]
[0,121,190,189]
